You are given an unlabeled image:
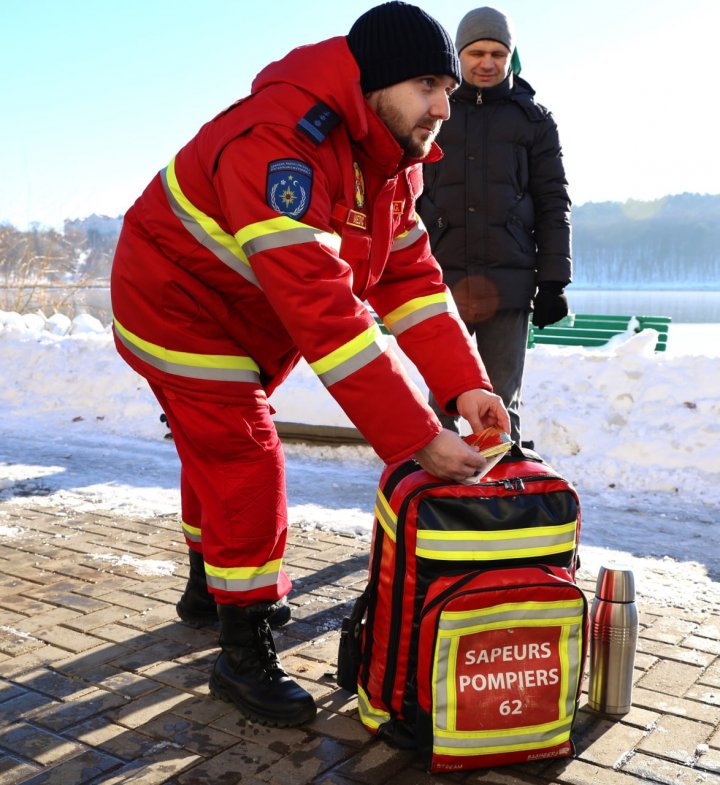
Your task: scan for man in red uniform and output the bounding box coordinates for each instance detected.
[111,1,510,728]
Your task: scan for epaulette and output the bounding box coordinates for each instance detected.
[296,101,341,145]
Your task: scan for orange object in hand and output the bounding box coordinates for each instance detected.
[461,427,513,483]
[464,426,513,459]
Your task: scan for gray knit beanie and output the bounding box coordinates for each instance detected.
[455,6,514,54]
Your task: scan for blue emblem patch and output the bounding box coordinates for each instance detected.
[266,159,313,219]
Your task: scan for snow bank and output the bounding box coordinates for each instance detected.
[3,310,719,506]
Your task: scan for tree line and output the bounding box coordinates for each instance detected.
[1,194,719,301]
[570,193,720,289]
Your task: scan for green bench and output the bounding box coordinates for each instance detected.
[527,313,671,352]
[371,309,671,352]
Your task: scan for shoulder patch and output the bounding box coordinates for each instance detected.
[296,102,341,145]
[266,159,312,219]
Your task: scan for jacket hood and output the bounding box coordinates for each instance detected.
[251,37,370,143]
[251,35,443,172]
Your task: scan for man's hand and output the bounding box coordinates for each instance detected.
[456,389,511,435]
[415,430,488,482]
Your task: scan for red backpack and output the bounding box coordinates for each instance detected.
[338,447,588,773]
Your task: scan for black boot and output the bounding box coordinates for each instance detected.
[176,549,216,627]
[209,603,316,727]
[176,550,292,629]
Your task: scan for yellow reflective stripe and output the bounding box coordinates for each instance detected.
[162,159,260,287]
[204,558,283,592]
[415,521,577,561]
[435,717,573,741]
[558,623,571,717]
[309,323,386,387]
[235,216,341,258]
[438,599,585,631]
[357,686,391,731]
[390,214,427,251]
[114,318,261,383]
[181,521,202,543]
[374,489,397,542]
[166,158,239,256]
[432,719,573,755]
[416,543,576,561]
[384,293,448,327]
[382,293,449,336]
[434,634,459,732]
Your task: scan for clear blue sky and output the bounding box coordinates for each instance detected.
[2,0,718,229]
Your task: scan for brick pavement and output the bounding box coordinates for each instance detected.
[0,501,718,784]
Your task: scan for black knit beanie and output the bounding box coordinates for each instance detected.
[347,1,460,94]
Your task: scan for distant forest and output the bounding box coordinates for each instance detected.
[571,193,720,289]
[1,193,719,290]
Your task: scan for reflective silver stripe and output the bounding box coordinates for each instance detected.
[114,318,261,384]
[382,293,450,337]
[181,521,202,543]
[434,633,451,732]
[374,490,397,542]
[310,324,387,388]
[205,572,279,592]
[390,301,448,336]
[391,216,427,251]
[437,604,584,632]
[160,162,260,288]
[239,223,341,258]
[318,340,384,386]
[204,558,283,593]
[562,623,583,717]
[416,522,577,561]
[357,686,391,730]
[434,714,574,751]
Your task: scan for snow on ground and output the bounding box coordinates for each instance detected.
[0,310,718,612]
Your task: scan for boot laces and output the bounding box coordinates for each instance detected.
[254,618,283,672]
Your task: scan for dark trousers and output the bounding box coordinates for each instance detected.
[430,309,529,444]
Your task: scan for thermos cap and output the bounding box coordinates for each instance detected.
[595,564,636,602]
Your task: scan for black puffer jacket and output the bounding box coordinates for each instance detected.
[419,74,572,321]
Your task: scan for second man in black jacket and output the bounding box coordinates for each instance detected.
[419,6,572,445]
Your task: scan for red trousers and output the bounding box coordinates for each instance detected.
[150,382,292,606]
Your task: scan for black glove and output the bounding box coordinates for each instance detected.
[532,282,569,329]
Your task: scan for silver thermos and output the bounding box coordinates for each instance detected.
[588,564,639,715]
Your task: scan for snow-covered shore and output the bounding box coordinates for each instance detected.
[1,310,719,612]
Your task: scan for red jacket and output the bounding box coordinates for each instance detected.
[111,36,491,464]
